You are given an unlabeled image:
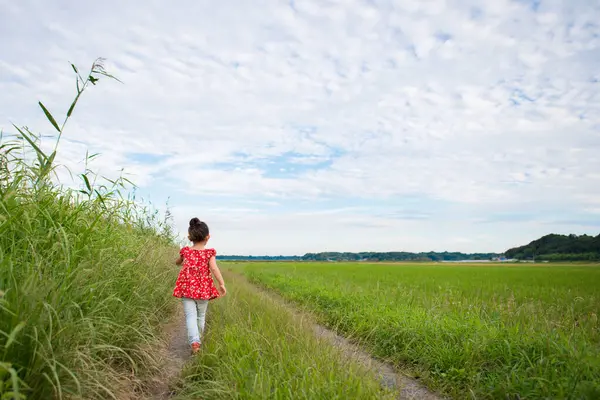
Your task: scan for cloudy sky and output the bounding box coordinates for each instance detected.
[1,0,599,255]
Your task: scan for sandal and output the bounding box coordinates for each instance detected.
[191,342,201,354]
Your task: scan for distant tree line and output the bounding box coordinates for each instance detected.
[218,251,499,262]
[301,251,499,261]
[217,255,301,261]
[505,233,600,261]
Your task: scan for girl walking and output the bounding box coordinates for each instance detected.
[173,218,226,354]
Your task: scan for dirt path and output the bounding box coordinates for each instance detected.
[312,324,443,399]
[144,307,190,400]
[237,273,444,400]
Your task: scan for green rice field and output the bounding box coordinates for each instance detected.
[238,262,600,399]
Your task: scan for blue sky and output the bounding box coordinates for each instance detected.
[1,0,599,255]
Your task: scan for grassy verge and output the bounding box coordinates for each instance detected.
[0,59,178,399]
[241,262,600,399]
[173,269,396,400]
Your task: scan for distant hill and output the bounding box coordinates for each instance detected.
[218,251,499,262]
[505,233,600,261]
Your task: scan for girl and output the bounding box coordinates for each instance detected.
[173,218,226,354]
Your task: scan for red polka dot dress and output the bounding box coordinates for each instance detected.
[173,247,220,300]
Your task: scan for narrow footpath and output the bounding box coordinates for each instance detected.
[145,271,444,400]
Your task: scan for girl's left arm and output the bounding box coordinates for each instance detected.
[209,256,226,296]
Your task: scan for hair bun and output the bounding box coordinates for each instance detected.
[189,217,201,227]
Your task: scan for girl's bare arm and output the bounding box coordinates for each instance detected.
[209,256,226,295]
[175,255,183,265]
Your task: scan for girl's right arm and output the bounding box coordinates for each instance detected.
[175,247,186,266]
[209,256,226,296]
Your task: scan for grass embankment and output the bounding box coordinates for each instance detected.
[173,270,396,400]
[242,262,600,399]
[0,59,178,399]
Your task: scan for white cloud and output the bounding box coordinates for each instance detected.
[1,0,599,254]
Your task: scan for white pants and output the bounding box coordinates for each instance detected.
[182,298,209,345]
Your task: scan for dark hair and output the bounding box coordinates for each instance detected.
[188,218,209,242]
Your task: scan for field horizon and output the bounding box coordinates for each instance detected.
[217,233,600,263]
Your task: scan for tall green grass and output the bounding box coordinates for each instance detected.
[174,270,396,400]
[243,262,600,399]
[0,59,178,399]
